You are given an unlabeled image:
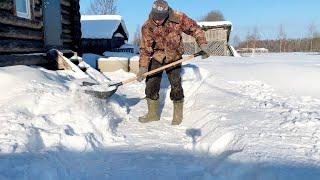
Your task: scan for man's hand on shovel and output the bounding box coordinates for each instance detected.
[137,67,148,82]
[199,44,211,59]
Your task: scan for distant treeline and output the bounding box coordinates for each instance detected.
[236,38,320,52]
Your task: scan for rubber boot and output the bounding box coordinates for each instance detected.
[139,98,160,123]
[172,100,184,125]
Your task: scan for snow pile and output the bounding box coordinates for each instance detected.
[229,45,241,57]
[0,66,123,154]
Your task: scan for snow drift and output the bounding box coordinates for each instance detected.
[0,66,123,154]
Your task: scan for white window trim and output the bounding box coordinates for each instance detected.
[16,0,31,19]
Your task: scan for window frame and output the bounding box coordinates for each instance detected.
[15,0,32,19]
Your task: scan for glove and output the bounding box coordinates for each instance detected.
[199,44,210,59]
[137,67,148,82]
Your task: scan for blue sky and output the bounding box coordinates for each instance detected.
[80,0,320,42]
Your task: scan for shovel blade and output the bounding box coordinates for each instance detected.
[81,81,121,99]
[84,88,117,99]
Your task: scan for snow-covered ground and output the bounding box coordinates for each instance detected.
[0,53,319,179]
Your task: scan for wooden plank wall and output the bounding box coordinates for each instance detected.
[182,27,230,43]
[182,26,232,56]
[0,0,44,54]
[60,0,81,52]
[82,39,113,55]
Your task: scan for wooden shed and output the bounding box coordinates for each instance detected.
[81,15,129,55]
[0,0,81,67]
[182,21,234,56]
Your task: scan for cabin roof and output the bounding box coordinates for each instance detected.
[81,15,129,39]
[197,21,232,29]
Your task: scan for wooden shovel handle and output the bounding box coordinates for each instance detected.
[121,52,202,85]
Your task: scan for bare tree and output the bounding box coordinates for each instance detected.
[86,0,118,15]
[243,27,260,51]
[251,26,260,49]
[133,25,141,46]
[201,10,225,21]
[308,22,317,52]
[245,31,251,49]
[278,24,287,52]
[232,35,241,47]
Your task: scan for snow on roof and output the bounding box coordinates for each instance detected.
[81,15,129,39]
[197,21,232,28]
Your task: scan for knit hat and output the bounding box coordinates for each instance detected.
[150,0,169,20]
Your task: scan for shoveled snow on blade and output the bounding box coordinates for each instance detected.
[82,84,117,92]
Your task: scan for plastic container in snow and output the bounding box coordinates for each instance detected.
[129,56,140,74]
[98,57,129,72]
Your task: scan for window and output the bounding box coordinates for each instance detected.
[15,0,31,19]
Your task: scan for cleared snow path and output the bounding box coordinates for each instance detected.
[107,54,320,179]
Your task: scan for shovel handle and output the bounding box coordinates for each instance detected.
[121,51,203,85]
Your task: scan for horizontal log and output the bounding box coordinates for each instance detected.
[61,17,71,25]
[61,5,71,15]
[0,23,43,40]
[0,0,13,11]
[34,8,43,18]
[62,32,72,38]
[62,28,72,34]
[0,53,49,67]
[63,39,73,43]
[61,9,70,16]
[0,11,43,29]
[61,0,71,7]
[0,39,44,53]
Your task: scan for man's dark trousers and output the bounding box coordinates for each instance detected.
[145,59,184,101]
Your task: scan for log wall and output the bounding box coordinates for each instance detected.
[0,0,81,67]
[0,0,44,54]
[60,0,81,53]
[0,0,81,55]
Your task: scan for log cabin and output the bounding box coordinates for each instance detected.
[0,0,81,67]
[81,15,129,55]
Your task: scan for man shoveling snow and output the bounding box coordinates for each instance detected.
[137,0,211,125]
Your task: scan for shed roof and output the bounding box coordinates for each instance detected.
[197,21,232,29]
[81,15,129,39]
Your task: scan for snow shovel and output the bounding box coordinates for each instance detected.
[84,51,205,99]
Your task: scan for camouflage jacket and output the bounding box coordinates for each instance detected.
[139,9,207,68]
